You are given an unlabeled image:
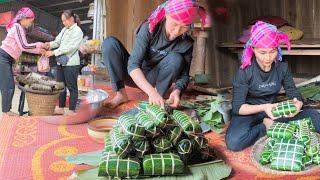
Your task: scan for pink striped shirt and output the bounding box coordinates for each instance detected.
[0,23,43,60]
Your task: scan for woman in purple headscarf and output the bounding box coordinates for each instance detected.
[225,21,320,151]
[102,0,208,109]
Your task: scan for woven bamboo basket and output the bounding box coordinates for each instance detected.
[19,85,63,116]
[26,92,60,116]
[251,136,320,175]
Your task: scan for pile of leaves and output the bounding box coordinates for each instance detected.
[182,95,231,133]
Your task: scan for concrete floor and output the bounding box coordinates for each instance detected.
[0,85,29,117]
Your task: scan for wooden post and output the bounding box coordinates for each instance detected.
[191,29,209,76]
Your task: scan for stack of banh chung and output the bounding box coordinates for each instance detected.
[98,102,216,179]
[260,101,320,172]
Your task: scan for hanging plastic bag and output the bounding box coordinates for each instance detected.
[37,56,50,72]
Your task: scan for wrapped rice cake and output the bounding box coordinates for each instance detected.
[153,137,173,153]
[98,151,140,178]
[271,139,305,171]
[172,110,202,134]
[272,100,297,118]
[146,104,169,128]
[110,126,131,158]
[133,140,150,158]
[177,139,193,162]
[267,123,296,139]
[143,153,185,176]
[118,114,145,140]
[168,126,183,144]
[136,111,158,138]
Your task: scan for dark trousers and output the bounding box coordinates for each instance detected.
[57,65,80,111]
[0,49,15,113]
[102,36,184,96]
[225,108,320,151]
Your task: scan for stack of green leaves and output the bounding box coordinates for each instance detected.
[182,96,225,133]
[272,100,297,118]
[298,83,320,102]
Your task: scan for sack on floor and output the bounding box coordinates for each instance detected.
[98,151,140,178]
[143,153,185,176]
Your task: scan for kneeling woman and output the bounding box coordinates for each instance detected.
[226,21,320,151]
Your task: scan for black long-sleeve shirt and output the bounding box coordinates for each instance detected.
[127,20,194,91]
[232,58,302,115]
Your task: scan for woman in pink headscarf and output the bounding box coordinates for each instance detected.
[102,0,208,108]
[0,7,45,116]
[225,21,320,151]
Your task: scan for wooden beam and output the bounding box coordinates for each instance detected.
[51,6,89,13]
[39,0,86,8]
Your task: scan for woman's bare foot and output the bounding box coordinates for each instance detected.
[103,89,129,109]
[54,107,65,115]
[263,118,274,130]
[4,111,19,116]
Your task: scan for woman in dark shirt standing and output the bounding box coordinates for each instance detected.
[102,0,208,108]
[226,21,320,151]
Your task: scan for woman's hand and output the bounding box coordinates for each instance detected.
[45,51,54,57]
[40,49,46,56]
[148,89,165,108]
[284,98,303,118]
[166,89,181,108]
[264,103,278,120]
[42,42,50,50]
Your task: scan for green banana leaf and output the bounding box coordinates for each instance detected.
[65,150,103,167]
[72,160,232,180]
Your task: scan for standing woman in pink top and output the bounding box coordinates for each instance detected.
[0,7,45,116]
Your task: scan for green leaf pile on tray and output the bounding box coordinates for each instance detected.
[260,118,320,172]
[181,95,228,133]
[98,102,217,179]
[298,83,320,102]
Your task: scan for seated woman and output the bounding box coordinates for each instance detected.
[102,0,208,108]
[225,21,320,151]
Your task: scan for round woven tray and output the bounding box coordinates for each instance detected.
[251,135,320,175]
